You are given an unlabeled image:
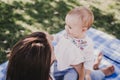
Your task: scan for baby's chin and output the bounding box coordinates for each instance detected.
[68,34,77,38]
[70,35,84,39]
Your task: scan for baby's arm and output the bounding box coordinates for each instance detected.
[72,63,85,80]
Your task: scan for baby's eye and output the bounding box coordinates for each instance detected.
[68,25,72,29]
[65,24,72,29]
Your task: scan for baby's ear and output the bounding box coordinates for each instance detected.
[82,27,87,32]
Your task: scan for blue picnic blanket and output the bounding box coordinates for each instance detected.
[0,28,120,80]
[87,28,120,80]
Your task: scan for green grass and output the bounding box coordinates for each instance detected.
[0,0,120,63]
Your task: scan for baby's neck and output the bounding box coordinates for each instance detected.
[74,34,86,39]
[67,35,85,40]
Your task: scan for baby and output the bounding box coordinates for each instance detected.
[2,6,114,80]
[53,7,94,80]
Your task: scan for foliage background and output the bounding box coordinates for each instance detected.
[0,0,120,63]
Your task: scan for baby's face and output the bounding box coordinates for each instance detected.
[65,15,84,39]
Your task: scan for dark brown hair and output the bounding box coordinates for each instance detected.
[6,32,51,80]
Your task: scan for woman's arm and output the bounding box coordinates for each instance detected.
[72,63,85,80]
[85,69,91,80]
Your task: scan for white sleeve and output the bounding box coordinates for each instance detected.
[52,30,66,46]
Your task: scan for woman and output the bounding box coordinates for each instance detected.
[6,32,54,80]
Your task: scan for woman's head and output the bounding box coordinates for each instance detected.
[6,32,53,80]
